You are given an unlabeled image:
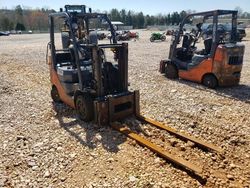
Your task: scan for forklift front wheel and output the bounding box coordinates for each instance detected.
[51,86,61,103]
[165,63,178,79]
[202,74,218,89]
[75,94,94,122]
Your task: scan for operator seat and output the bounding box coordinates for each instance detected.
[195,37,212,56]
[176,33,195,63]
[182,34,193,49]
[187,38,212,69]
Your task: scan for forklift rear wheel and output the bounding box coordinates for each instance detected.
[75,94,94,122]
[150,37,154,42]
[202,74,218,89]
[51,86,61,103]
[165,63,178,79]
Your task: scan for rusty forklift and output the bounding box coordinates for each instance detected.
[47,5,222,176]
[47,5,136,125]
[160,10,245,88]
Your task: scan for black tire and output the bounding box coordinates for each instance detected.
[150,37,154,42]
[202,74,218,89]
[161,35,166,41]
[165,63,178,79]
[51,86,61,103]
[75,94,94,122]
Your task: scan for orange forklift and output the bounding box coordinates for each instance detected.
[159,10,245,88]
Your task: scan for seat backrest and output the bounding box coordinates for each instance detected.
[182,34,191,49]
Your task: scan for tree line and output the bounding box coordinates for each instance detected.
[0,5,54,31]
[0,5,250,31]
[107,7,250,28]
[107,9,192,28]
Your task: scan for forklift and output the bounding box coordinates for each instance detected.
[47,5,222,176]
[47,5,139,124]
[159,10,245,88]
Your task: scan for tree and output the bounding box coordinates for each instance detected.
[29,10,48,31]
[15,5,23,16]
[145,15,153,26]
[180,11,187,21]
[131,14,138,28]
[1,7,250,32]
[137,12,145,28]
[157,14,165,25]
[15,22,25,31]
[109,8,121,21]
[120,9,127,24]
[242,12,250,19]
[235,6,243,16]
[0,17,14,30]
[1,17,9,30]
[127,11,133,25]
[171,12,180,25]
[166,13,171,25]
[15,5,24,24]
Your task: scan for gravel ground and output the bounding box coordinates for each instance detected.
[0,30,250,188]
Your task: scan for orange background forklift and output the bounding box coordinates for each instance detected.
[159,10,245,88]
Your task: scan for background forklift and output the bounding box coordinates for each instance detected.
[159,10,245,88]
[47,5,139,125]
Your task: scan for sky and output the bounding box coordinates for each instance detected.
[0,0,250,15]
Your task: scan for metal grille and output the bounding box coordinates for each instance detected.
[228,56,243,65]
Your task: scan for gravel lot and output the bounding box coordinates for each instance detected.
[0,30,250,187]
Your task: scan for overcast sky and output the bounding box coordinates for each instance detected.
[0,0,249,15]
